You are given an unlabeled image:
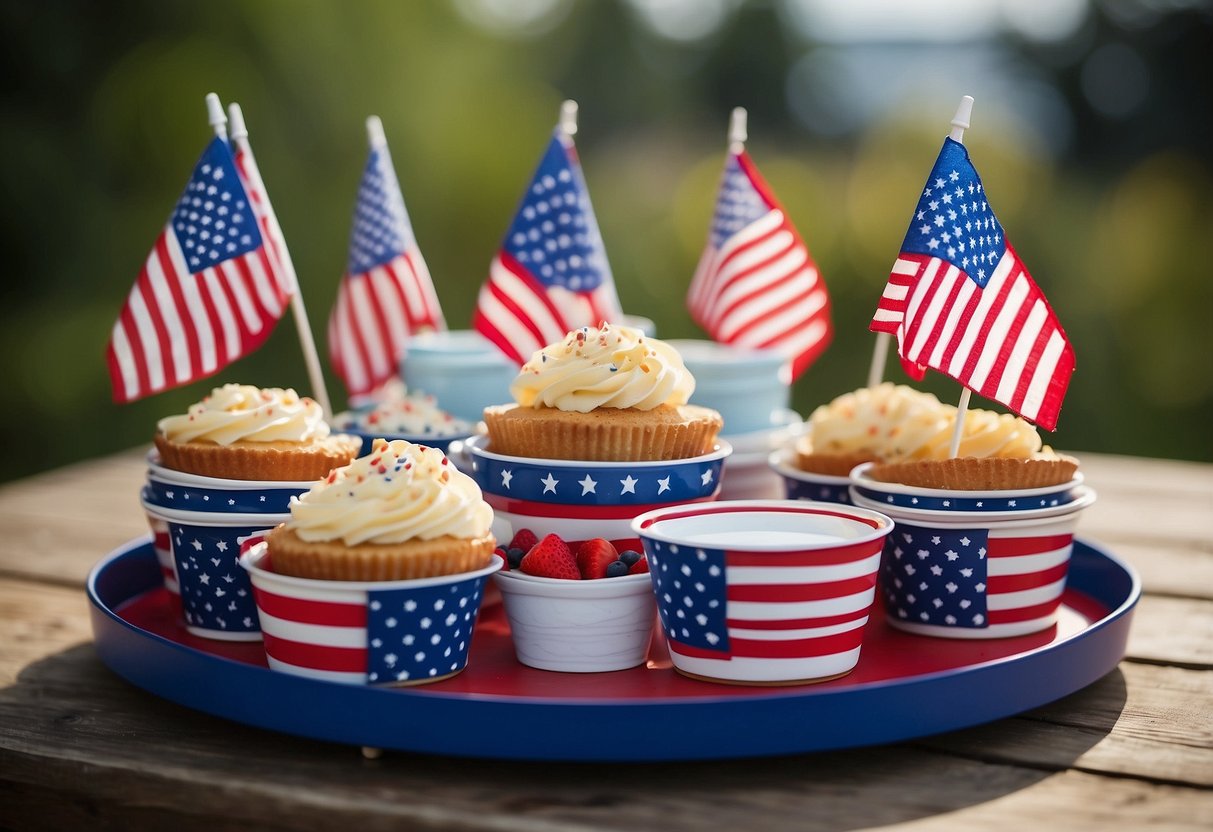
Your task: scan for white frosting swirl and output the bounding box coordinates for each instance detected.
[334,390,470,437]
[805,383,1052,461]
[157,384,331,446]
[286,439,493,546]
[509,324,695,412]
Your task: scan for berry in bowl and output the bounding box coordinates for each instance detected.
[492,530,655,673]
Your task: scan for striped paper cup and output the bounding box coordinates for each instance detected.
[768,446,853,505]
[240,543,503,685]
[851,475,1097,639]
[141,454,315,641]
[465,435,731,552]
[632,500,894,685]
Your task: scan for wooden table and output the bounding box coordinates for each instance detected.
[1,449,1210,830]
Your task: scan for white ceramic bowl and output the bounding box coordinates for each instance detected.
[632,500,894,685]
[493,569,655,673]
[241,543,502,685]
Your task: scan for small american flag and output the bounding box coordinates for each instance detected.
[328,141,446,396]
[252,568,492,685]
[880,521,1074,631]
[473,132,623,365]
[107,137,291,403]
[870,138,1074,430]
[687,149,832,380]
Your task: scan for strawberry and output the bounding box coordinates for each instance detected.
[508,528,540,553]
[627,556,650,575]
[576,538,618,580]
[520,534,580,580]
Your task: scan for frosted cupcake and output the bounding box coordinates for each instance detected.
[331,384,473,456]
[154,384,360,481]
[795,383,948,476]
[265,438,496,581]
[796,383,1075,488]
[482,323,722,461]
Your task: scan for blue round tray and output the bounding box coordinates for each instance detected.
[88,537,1138,761]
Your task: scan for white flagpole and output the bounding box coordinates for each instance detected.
[946,95,975,459]
[728,106,747,153]
[226,102,333,418]
[558,99,625,325]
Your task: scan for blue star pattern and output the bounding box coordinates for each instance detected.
[646,540,730,654]
[879,522,990,628]
[170,521,264,635]
[170,138,263,275]
[471,451,726,506]
[143,480,307,514]
[709,153,770,249]
[346,146,416,275]
[899,138,1004,289]
[852,483,1077,513]
[500,135,608,291]
[784,476,851,505]
[365,573,490,684]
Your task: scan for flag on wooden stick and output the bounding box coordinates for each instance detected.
[869,138,1074,430]
[688,146,832,380]
[473,126,623,365]
[107,136,291,403]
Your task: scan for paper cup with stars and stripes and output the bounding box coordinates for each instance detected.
[849,466,1097,639]
[768,445,855,506]
[464,435,731,552]
[632,500,895,685]
[141,453,316,640]
[240,543,503,685]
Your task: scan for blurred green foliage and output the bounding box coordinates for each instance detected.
[1,0,1210,483]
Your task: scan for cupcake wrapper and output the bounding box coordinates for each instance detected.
[483,404,722,461]
[154,434,362,482]
[266,526,497,581]
[866,456,1079,490]
[795,451,877,478]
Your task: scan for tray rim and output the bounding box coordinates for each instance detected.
[87,535,1140,760]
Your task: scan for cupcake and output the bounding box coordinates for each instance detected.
[795,383,947,476]
[866,408,1077,489]
[265,438,496,581]
[331,381,473,456]
[795,383,1076,488]
[154,384,361,481]
[482,323,722,461]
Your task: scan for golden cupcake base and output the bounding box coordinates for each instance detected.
[265,525,497,581]
[153,434,362,482]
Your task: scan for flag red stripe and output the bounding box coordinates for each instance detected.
[252,588,367,627]
[669,625,865,660]
[989,597,1066,624]
[727,574,876,603]
[989,534,1073,557]
[981,274,1037,397]
[500,252,568,334]
[194,271,228,369]
[986,562,1069,593]
[261,632,367,673]
[709,225,794,319]
[938,273,984,370]
[232,254,274,332]
[726,607,870,630]
[956,264,1020,393]
[724,542,883,568]
[139,251,177,386]
[155,237,202,382]
[1009,318,1055,414]
[907,265,965,366]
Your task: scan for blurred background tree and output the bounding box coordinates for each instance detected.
[1,0,1210,483]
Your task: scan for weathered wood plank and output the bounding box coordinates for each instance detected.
[917,662,1213,786]
[1127,595,1213,668]
[3,646,1212,832]
[1102,539,1213,600]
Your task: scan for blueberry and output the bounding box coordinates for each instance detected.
[605,560,629,578]
[619,550,642,566]
[506,547,525,567]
